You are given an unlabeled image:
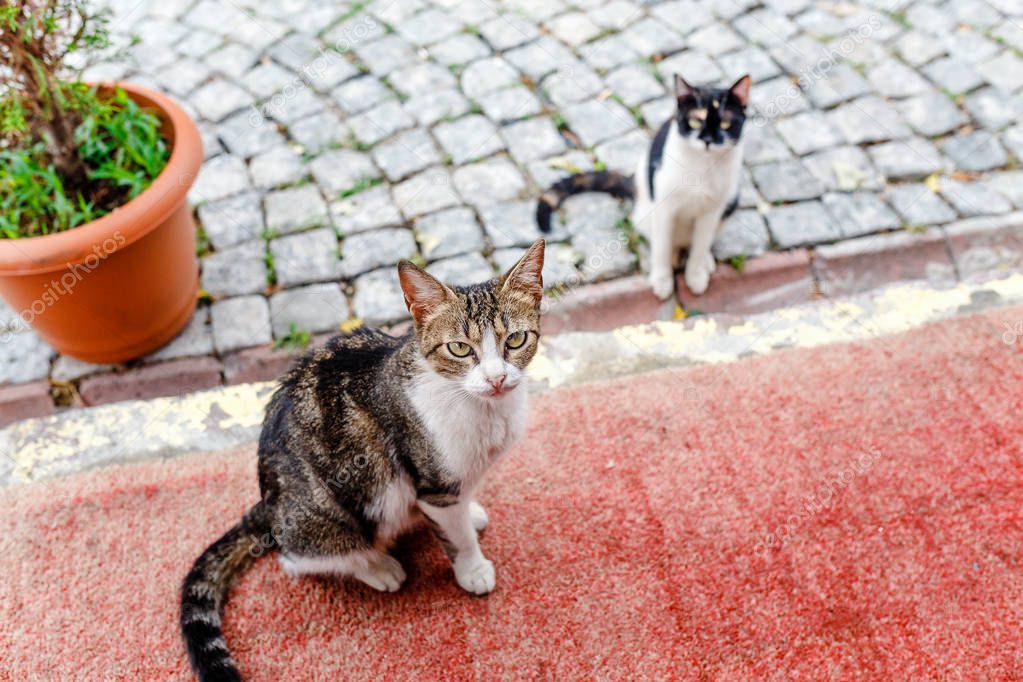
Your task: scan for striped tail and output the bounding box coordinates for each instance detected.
[180,503,273,682]
[535,170,635,232]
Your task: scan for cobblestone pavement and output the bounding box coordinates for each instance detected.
[3,0,1023,409]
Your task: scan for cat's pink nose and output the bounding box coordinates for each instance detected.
[489,374,506,391]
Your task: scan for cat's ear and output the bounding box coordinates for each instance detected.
[729,74,752,108]
[398,261,453,325]
[501,238,545,305]
[674,74,695,100]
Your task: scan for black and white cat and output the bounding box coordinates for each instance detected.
[537,74,751,299]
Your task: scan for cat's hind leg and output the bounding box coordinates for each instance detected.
[276,505,407,592]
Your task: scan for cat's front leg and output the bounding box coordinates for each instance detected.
[647,204,676,300]
[418,499,495,595]
[683,210,723,295]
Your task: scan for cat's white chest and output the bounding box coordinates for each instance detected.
[408,372,528,489]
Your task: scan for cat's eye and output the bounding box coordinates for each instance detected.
[720,119,732,130]
[506,331,528,349]
[688,117,702,129]
[447,341,473,357]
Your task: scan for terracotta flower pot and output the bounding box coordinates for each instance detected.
[0,82,202,364]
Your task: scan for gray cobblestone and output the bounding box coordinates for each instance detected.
[339,228,418,278]
[426,253,495,286]
[940,131,1008,172]
[404,89,471,127]
[198,192,264,250]
[352,269,410,325]
[415,207,486,260]
[594,130,648,173]
[393,168,461,218]
[478,86,543,122]
[827,96,910,145]
[480,14,541,51]
[371,129,442,183]
[822,192,900,238]
[868,137,946,180]
[505,36,577,79]
[867,59,931,99]
[886,184,957,226]
[430,35,490,68]
[605,65,664,107]
[989,171,1023,208]
[289,112,349,154]
[922,57,984,95]
[580,34,639,71]
[331,186,403,234]
[563,99,636,148]
[766,201,842,248]
[964,88,1022,131]
[939,178,1013,217]
[353,35,419,76]
[249,146,306,190]
[897,91,968,137]
[269,283,349,337]
[775,111,843,156]
[434,115,506,164]
[270,228,342,286]
[541,65,605,107]
[547,12,602,46]
[712,209,770,260]
[751,160,825,203]
[0,330,54,385]
[502,117,567,164]
[348,99,415,148]
[190,79,253,122]
[453,158,527,207]
[390,62,457,98]
[481,200,556,248]
[217,110,285,158]
[201,240,268,297]
[264,185,329,233]
[619,18,682,57]
[332,76,393,114]
[190,155,251,203]
[240,62,294,100]
[147,308,214,361]
[716,46,781,83]
[211,295,271,354]
[803,146,883,192]
[461,57,521,100]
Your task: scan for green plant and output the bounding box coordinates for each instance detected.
[728,254,747,272]
[1,1,170,238]
[274,322,311,350]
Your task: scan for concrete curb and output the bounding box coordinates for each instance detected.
[4,272,1023,486]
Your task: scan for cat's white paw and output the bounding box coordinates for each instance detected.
[353,555,406,592]
[703,251,717,273]
[648,272,675,300]
[454,556,495,595]
[469,501,489,532]
[684,266,711,295]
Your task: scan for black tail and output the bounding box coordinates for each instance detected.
[180,503,274,682]
[535,170,635,232]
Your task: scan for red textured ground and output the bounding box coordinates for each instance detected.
[3,306,1023,680]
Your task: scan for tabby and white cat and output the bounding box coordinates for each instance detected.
[537,74,752,300]
[180,240,546,682]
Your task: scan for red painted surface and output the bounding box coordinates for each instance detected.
[2,306,1022,679]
